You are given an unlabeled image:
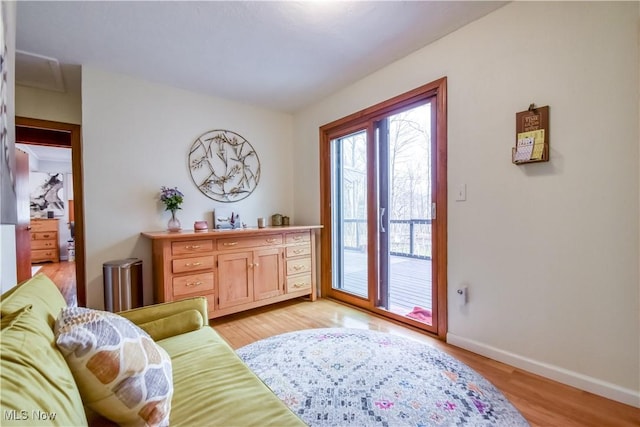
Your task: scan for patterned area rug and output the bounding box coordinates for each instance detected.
[237,328,529,426]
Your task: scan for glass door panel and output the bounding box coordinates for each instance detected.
[378,103,434,325]
[330,130,368,298]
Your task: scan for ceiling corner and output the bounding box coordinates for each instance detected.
[15,50,66,93]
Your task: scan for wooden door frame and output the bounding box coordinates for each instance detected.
[319,77,448,339]
[14,148,30,282]
[15,116,86,307]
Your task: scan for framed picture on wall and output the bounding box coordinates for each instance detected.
[29,172,64,218]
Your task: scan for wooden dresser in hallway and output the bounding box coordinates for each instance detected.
[30,218,59,263]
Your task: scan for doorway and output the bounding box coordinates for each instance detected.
[320,78,447,338]
[15,117,85,306]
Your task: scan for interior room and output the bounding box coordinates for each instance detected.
[1,1,638,426]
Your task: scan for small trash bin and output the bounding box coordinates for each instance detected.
[103,258,142,312]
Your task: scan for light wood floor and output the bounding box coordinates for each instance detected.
[38,262,639,426]
[212,298,640,427]
[33,261,77,306]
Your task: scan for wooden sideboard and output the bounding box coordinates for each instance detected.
[30,218,59,263]
[141,225,322,319]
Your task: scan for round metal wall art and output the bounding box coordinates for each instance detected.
[188,129,261,203]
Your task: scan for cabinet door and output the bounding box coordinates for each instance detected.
[254,247,284,300]
[217,251,254,308]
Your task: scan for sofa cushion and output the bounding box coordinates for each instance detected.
[1,304,31,329]
[158,326,305,426]
[0,273,66,324]
[1,303,88,426]
[55,307,173,427]
[137,309,203,341]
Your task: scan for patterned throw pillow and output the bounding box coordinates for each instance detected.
[54,307,173,427]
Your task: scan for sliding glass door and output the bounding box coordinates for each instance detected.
[321,78,447,336]
[330,129,369,299]
[378,104,434,324]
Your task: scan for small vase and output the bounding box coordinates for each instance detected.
[167,210,181,232]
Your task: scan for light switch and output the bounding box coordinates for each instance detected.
[455,184,466,201]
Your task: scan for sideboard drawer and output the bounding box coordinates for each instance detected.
[172,272,214,297]
[286,258,311,275]
[216,234,282,250]
[171,240,214,256]
[172,256,215,274]
[286,274,312,293]
[286,231,310,244]
[286,245,311,258]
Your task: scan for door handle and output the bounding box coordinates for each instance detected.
[379,207,386,233]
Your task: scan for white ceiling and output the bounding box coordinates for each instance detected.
[16,1,507,113]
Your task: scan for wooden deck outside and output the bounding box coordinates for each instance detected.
[336,249,432,316]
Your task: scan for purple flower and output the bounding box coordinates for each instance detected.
[159,186,184,211]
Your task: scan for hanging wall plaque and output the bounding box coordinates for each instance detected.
[188,129,261,202]
[512,104,550,164]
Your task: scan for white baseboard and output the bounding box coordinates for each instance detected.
[446,333,640,408]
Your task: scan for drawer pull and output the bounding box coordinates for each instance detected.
[292,282,307,288]
[185,245,201,250]
[292,264,305,271]
[186,281,203,287]
[293,236,302,241]
[185,262,202,267]
[266,238,277,243]
[293,249,304,254]
[223,242,238,246]
[43,234,50,238]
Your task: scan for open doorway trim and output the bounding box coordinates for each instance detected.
[16,116,86,307]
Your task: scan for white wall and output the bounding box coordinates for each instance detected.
[15,84,81,124]
[81,67,294,309]
[293,2,639,406]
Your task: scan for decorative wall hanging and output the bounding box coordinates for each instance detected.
[188,129,261,203]
[30,172,64,218]
[512,104,549,164]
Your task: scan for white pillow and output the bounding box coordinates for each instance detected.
[54,307,173,427]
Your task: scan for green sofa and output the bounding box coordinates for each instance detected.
[0,273,305,426]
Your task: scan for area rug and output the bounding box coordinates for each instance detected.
[237,328,529,426]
